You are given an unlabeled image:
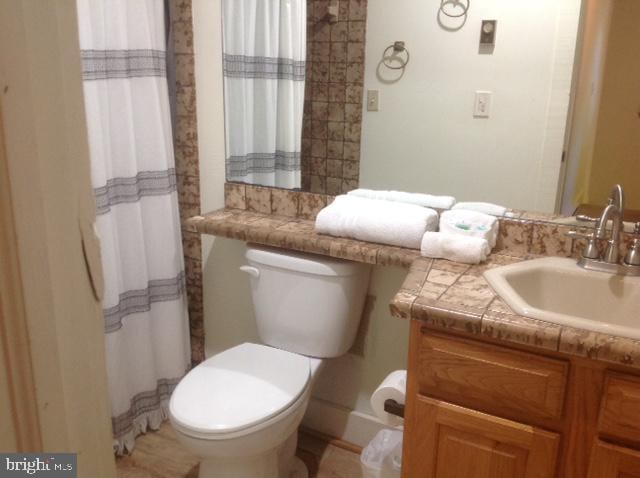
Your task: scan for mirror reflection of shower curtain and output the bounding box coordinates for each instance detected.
[223,0,306,189]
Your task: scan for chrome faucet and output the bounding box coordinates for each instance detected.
[568,184,640,276]
[596,184,624,264]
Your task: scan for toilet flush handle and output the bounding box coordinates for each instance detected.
[239,265,260,278]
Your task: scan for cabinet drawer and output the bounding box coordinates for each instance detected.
[599,373,640,444]
[417,332,568,422]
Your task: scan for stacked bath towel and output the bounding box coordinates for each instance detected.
[421,209,499,264]
[314,189,503,265]
[348,188,456,210]
[315,195,438,249]
[451,201,506,217]
[439,209,499,248]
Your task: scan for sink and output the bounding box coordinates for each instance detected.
[484,257,640,339]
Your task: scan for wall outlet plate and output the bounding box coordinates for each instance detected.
[474,90,492,118]
[367,89,380,112]
[480,20,497,46]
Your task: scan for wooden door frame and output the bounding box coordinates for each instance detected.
[0,2,116,474]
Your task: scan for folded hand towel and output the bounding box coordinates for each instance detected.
[421,232,490,264]
[452,201,507,217]
[439,209,499,248]
[348,188,456,210]
[315,195,438,249]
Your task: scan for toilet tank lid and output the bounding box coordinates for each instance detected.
[246,245,365,277]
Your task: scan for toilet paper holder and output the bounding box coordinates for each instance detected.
[384,399,405,418]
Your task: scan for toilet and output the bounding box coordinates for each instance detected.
[169,245,371,478]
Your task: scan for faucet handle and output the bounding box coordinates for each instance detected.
[565,230,593,239]
[565,229,600,259]
[576,214,600,225]
[624,237,640,266]
[624,223,640,267]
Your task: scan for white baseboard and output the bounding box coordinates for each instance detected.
[301,397,398,448]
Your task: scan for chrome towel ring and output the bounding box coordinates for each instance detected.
[382,41,410,70]
[439,0,470,18]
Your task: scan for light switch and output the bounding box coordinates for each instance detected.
[474,91,492,117]
[367,89,380,112]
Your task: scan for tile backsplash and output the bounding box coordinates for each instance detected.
[224,183,637,261]
[301,0,368,194]
[226,183,332,220]
[170,0,204,365]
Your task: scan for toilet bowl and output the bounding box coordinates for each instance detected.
[169,245,371,478]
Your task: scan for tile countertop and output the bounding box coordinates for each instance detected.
[392,254,640,370]
[186,207,640,370]
[184,208,421,268]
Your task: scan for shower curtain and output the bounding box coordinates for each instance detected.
[223,0,306,189]
[76,0,190,453]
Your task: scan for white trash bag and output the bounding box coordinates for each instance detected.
[360,429,403,478]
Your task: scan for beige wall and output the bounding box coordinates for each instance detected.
[360,0,581,213]
[0,1,115,473]
[193,1,409,444]
[560,0,613,214]
[191,0,252,354]
[588,0,640,209]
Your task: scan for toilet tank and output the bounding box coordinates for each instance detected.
[243,245,371,358]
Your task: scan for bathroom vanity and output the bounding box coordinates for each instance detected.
[396,256,640,478]
[187,183,640,478]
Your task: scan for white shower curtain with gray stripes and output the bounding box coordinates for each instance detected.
[223,0,306,189]
[76,0,190,454]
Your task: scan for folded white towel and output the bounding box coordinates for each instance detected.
[421,232,490,264]
[452,201,507,217]
[439,209,499,248]
[348,188,456,210]
[315,195,438,249]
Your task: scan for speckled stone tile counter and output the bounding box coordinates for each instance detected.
[391,253,640,370]
[186,198,640,370]
[184,208,421,268]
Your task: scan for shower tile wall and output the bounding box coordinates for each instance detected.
[301,0,368,195]
[170,0,204,365]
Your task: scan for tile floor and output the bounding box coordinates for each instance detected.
[116,423,363,477]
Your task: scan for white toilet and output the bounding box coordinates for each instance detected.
[169,245,371,478]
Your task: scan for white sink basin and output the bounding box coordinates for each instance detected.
[484,257,640,339]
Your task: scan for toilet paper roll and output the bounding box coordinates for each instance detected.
[371,370,407,427]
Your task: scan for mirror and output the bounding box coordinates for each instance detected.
[222,0,640,220]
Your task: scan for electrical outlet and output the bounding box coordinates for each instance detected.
[474,90,492,117]
[480,20,497,46]
[367,89,380,112]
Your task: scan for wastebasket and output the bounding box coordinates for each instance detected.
[360,429,403,478]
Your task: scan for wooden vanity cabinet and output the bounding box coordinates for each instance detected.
[402,321,640,478]
[587,442,640,478]
[406,395,559,478]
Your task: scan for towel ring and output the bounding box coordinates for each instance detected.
[439,0,470,18]
[382,41,410,70]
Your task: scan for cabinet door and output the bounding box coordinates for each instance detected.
[403,396,559,478]
[587,441,640,478]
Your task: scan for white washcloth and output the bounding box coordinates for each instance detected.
[421,232,490,264]
[439,209,499,248]
[315,195,438,249]
[452,201,507,217]
[348,188,456,210]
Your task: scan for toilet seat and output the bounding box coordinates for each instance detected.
[169,343,310,438]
